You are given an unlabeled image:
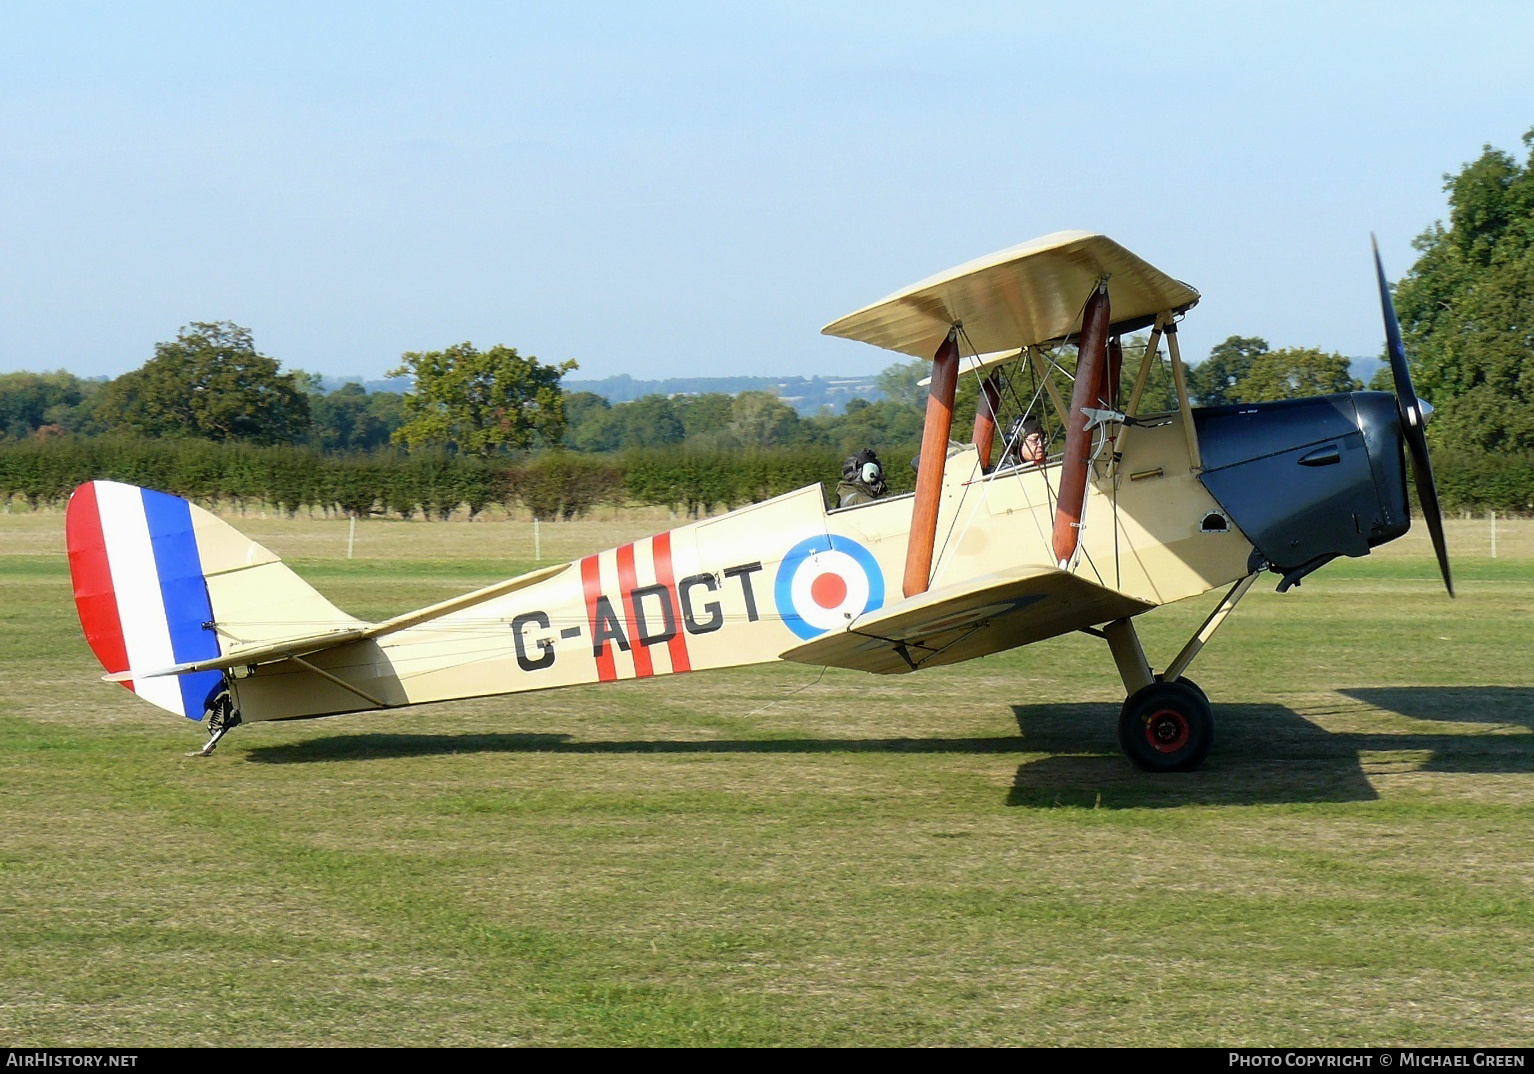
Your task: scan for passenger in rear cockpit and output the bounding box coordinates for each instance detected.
[837,449,888,507]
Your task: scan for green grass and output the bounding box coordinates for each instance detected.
[2,516,1533,1046]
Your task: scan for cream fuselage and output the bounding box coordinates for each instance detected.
[229,414,1253,723]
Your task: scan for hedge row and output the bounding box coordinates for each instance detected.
[0,438,859,519]
[1430,448,1534,515]
[0,438,495,519]
[8,436,1530,520]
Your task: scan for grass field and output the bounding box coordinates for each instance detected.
[2,507,1531,1046]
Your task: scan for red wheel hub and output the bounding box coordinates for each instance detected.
[1143,708,1190,753]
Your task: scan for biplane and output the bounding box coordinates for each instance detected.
[65,231,1452,771]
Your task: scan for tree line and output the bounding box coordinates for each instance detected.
[0,328,1352,458]
[0,335,927,460]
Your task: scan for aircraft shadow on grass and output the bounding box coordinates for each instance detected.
[1010,689,1534,809]
[1004,702,1381,809]
[242,687,1532,810]
[1337,686,1534,773]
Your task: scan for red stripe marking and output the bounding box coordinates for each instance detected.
[615,542,653,678]
[651,531,691,674]
[64,483,134,691]
[580,554,616,683]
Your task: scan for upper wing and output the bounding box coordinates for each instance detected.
[821,231,1199,359]
[780,564,1153,674]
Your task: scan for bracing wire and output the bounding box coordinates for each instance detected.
[741,664,828,719]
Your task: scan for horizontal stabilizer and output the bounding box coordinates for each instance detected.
[103,627,370,681]
[781,565,1153,674]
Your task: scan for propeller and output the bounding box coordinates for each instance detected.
[1372,235,1453,596]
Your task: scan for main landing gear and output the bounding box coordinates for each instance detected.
[1092,573,1256,773]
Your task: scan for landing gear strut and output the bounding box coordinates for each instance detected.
[1094,573,1258,773]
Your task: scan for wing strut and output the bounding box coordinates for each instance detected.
[903,327,960,597]
[971,369,1002,471]
[1163,320,1203,471]
[1105,336,1123,407]
[1052,280,1110,567]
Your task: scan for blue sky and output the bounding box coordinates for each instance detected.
[2,1,1531,382]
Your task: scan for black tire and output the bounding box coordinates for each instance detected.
[1155,673,1206,705]
[1118,679,1214,773]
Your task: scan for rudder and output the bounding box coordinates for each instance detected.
[66,481,361,720]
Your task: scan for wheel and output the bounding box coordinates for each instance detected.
[1118,679,1214,773]
[1155,673,1206,705]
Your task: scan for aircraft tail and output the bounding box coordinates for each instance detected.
[65,481,362,720]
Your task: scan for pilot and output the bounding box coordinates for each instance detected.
[837,449,888,507]
[1003,417,1048,468]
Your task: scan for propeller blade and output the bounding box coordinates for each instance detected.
[1373,236,1453,596]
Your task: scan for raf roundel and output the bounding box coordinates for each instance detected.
[773,535,885,640]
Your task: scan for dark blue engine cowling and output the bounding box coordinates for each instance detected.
[1193,392,1410,587]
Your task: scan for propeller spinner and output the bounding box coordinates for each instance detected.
[1372,235,1453,596]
